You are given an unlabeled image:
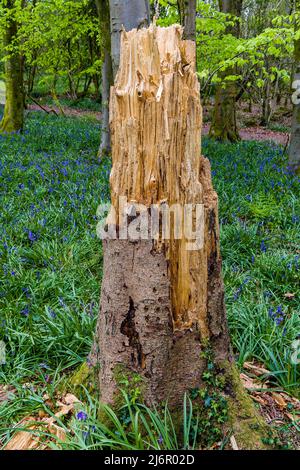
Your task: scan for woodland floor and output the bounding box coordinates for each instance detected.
[26,98,292,146]
[0,102,299,450]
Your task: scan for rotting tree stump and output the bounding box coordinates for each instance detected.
[92,24,269,449]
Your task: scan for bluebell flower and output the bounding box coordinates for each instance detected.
[76,411,88,421]
[39,363,50,369]
[21,306,30,317]
[28,231,37,242]
[48,308,57,319]
[260,240,267,253]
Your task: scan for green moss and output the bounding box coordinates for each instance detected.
[65,362,98,399]
[0,21,24,134]
[189,344,272,449]
[222,361,271,450]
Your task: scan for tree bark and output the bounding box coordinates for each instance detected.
[96,0,150,159]
[289,0,300,173]
[95,0,113,158]
[177,0,196,40]
[92,24,268,449]
[109,0,150,79]
[0,0,24,133]
[209,0,242,142]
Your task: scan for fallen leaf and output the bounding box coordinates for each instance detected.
[272,392,287,410]
[63,393,80,405]
[251,394,268,406]
[240,372,268,390]
[243,362,270,377]
[284,292,295,299]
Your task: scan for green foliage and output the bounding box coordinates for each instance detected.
[152,0,296,108]
[188,346,228,448]
[56,390,202,450]
[0,108,110,387]
[0,0,100,98]
[205,137,300,395]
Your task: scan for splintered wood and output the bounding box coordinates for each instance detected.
[109,24,219,335]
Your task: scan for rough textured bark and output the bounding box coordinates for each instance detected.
[177,0,196,40]
[96,0,113,158]
[93,24,268,449]
[289,1,300,173]
[109,0,150,79]
[0,0,24,133]
[209,0,242,142]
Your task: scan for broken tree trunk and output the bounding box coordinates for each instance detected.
[93,24,268,449]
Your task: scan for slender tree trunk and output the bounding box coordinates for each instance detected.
[88,34,101,98]
[27,61,37,95]
[289,1,300,173]
[177,0,196,40]
[96,0,150,159]
[109,0,150,78]
[0,0,24,133]
[209,0,242,142]
[260,77,272,126]
[95,0,113,158]
[92,23,268,449]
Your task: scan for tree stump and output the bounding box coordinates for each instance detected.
[93,23,269,449]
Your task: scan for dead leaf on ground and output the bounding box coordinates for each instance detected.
[243,361,270,377]
[284,292,296,299]
[272,392,287,410]
[240,372,268,391]
[0,385,15,403]
[3,392,81,450]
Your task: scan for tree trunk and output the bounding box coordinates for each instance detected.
[95,0,113,158]
[96,0,150,159]
[0,0,24,133]
[260,77,272,126]
[178,0,196,40]
[99,49,113,157]
[289,1,300,173]
[109,0,150,79]
[209,0,242,142]
[92,24,268,449]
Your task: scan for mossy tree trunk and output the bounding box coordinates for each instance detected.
[0,0,24,134]
[209,0,242,142]
[289,0,300,173]
[92,23,269,449]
